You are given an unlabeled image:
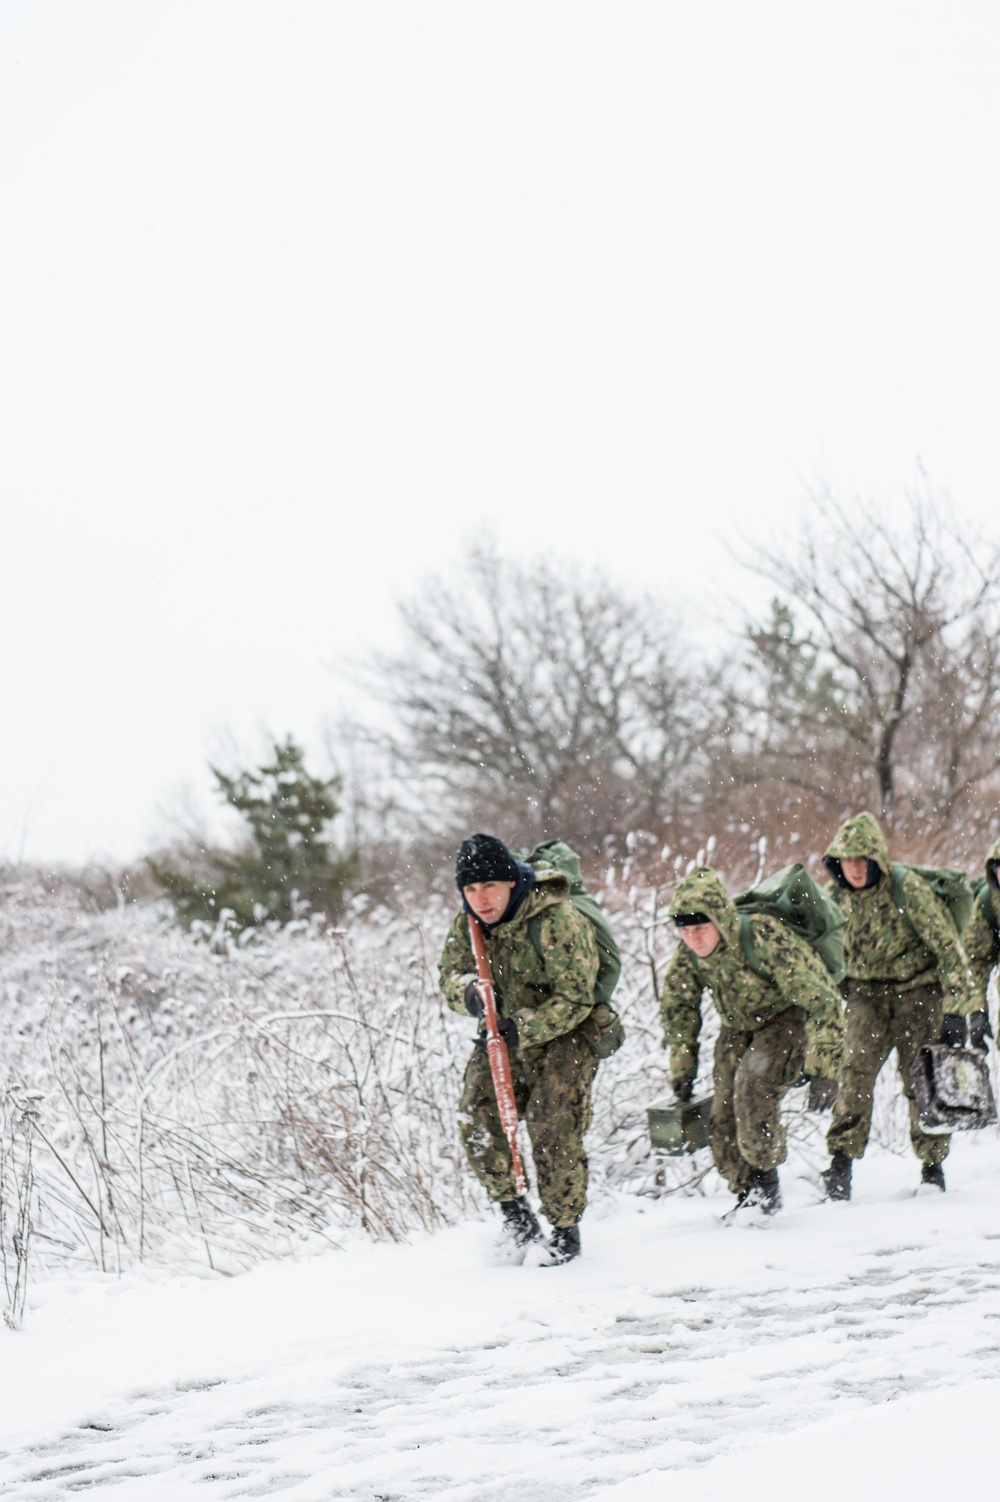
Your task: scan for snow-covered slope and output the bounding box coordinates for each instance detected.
[4,1134,1000,1500]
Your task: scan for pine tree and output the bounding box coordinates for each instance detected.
[151,738,357,928]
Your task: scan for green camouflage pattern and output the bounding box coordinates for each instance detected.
[660,867,844,1082]
[963,835,1000,1004]
[441,868,602,1226]
[824,813,974,1014]
[457,1029,598,1226]
[826,980,949,1166]
[711,1011,808,1191]
[439,869,600,1049]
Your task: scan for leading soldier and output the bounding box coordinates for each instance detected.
[821,813,975,1200]
[660,867,844,1219]
[439,834,602,1265]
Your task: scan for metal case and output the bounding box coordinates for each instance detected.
[647,1092,714,1156]
[911,1044,998,1134]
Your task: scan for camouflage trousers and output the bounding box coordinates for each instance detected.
[711,1009,806,1193]
[826,981,949,1166]
[458,1029,598,1228]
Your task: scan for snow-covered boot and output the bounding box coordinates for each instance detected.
[823,1151,853,1202]
[497,1199,542,1262]
[920,1162,946,1192]
[723,1167,781,1222]
[721,1183,753,1222]
[538,1225,581,1266]
[745,1166,781,1215]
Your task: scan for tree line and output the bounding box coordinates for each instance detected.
[146,491,1000,927]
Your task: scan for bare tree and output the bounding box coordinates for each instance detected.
[357,544,722,860]
[736,492,1000,831]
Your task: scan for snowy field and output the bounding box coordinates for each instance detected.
[3,1131,1000,1501]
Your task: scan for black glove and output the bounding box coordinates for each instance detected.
[969,1009,993,1052]
[464,980,484,1018]
[807,1077,839,1112]
[938,1014,967,1048]
[672,1077,694,1102]
[496,1017,519,1052]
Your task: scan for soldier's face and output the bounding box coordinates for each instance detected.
[678,921,721,957]
[841,858,870,889]
[464,880,516,924]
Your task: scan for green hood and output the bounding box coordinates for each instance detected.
[825,812,891,880]
[668,867,739,950]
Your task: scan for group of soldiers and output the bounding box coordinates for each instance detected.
[438,818,1000,1264]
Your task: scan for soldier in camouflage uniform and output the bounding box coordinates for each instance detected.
[439,833,601,1265]
[660,867,844,1218]
[959,835,999,1054]
[822,812,976,1200]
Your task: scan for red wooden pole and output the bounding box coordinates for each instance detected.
[467,914,527,1198]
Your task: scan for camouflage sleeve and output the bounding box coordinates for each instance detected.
[659,944,704,1080]
[751,917,844,1079]
[901,870,976,1016]
[962,900,998,1008]
[438,911,479,1016]
[510,903,599,1048]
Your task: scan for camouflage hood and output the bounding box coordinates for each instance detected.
[825,812,891,884]
[668,867,740,950]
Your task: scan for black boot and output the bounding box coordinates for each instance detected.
[499,1199,542,1254]
[723,1167,781,1221]
[920,1162,946,1192]
[745,1166,781,1215]
[823,1151,853,1202]
[538,1225,581,1266]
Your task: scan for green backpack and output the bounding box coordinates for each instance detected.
[734,863,847,985]
[524,840,624,1058]
[890,864,973,936]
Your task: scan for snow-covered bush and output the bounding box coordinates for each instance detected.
[0,865,939,1304]
[2,878,480,1281]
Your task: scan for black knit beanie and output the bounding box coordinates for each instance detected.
[455,833,519,890]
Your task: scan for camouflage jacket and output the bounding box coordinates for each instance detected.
[962,835,1000,1006]
[824,812,974,1015]
[659,867,844,1081]
[439,869,599,1051]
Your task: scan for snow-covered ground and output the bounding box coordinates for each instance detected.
[4,1132,1000,1500]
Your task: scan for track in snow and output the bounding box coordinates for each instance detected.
[4,1201,1000,1501]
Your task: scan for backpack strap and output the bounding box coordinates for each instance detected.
[890,863,910,921]
[739,913,772,982]
[527,913,544,963]
[979,880,999,937]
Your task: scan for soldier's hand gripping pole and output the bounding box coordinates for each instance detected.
[467,913,527,1198]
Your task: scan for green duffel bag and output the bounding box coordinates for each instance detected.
[734,862,847,984]
[525,839,625,1059]
[893,864,974,936]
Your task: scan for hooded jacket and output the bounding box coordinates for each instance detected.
[659,867,844,1081]
[439,868,599,1050]
[824,813,973,1013]
[962,834,1000,1006]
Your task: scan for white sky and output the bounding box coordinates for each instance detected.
[2,2,999,865]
